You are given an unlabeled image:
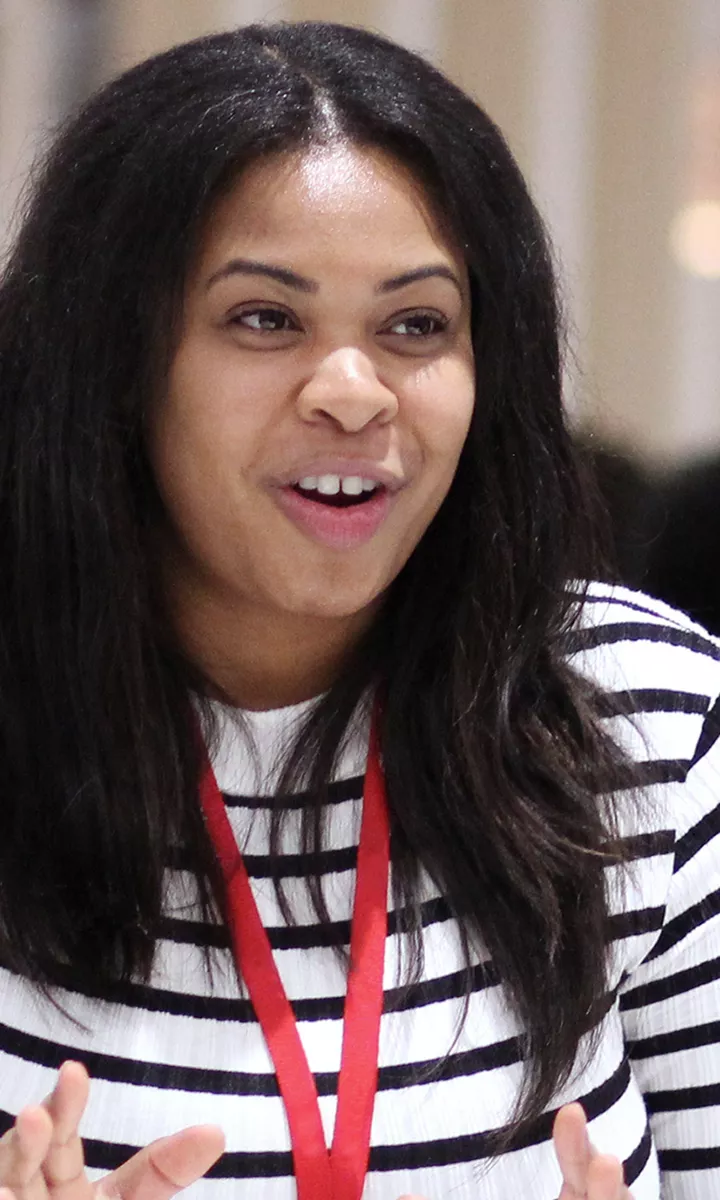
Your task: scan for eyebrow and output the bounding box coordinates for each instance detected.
[206,259,318,293]
[377,265,464,295]
[205,257,464,297]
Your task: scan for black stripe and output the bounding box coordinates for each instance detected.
[616,831,675,861]
[565,621,720,662]
[384,961,500,1013]
[628,1018,720,1060]
[0,1017,523,1098]
[10,1115,281,1179]
[620,954,720,1011]
[242,846,357,879]
[616,759,690,788]
[81,1135,296,1177]
[643,888,720,963]
[600,689,709,718]
[368,1055,634,1170]
[158,896,452,952]
[377,1036,525,1087]
[659,1145,720,1171]
[674,801,720,870]
[29,960,498,1026]
[168,844,358,880]
[223,774,364,810]
[623,1122,653,1187]
[691,694,720,767]
[607,907,665,941]
[582,591,679,622]
[172,824,676,879]
[644,1081,720,1113]
[0,1058,633,1178]
[157,917,231,949]
[156,890,681,958]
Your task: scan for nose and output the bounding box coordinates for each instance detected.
[296,347,398,433]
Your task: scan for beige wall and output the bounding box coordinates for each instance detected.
[589,1,689,459]
[1,0,718,467]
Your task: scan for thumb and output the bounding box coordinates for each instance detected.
[553,1102,592,1196]
[95,1126,225,1200]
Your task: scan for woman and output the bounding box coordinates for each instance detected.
[0,21,717,1200]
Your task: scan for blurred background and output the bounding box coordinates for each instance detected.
[1,0,719,623]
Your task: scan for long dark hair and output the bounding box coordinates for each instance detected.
[0,21,629,1141]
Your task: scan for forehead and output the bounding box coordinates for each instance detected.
[191,143,464,279]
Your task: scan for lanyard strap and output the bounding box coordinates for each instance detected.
[199,715,389,1200]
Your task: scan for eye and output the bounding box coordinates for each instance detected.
[229,307,300,333]
[383,311,449,338]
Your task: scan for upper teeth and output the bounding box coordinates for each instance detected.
[298,475,379,495]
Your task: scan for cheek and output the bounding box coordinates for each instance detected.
[153,364,242,481]
[147,387,231,541]
[413,365,475,474]
[160,343,292,471]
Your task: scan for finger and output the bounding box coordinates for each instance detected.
[42,1063,90,1145]
[587,1153,628,1200]
[40,1063,93,1198]
[553,1103,592,1195]
[0,1107,53,1198]
[95,1126,225,1200]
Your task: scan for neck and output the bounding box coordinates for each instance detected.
[164,571,375,713]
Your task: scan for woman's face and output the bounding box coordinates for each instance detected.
[149,143,475,637]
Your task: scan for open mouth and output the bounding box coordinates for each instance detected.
[290,475,385,509]
[291,483,384,509]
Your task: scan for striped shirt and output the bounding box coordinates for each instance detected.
[1,584,720,1199]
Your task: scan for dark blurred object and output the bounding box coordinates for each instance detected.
[579,442,662,588]
[644,456,720,638]
[580,438,720,638]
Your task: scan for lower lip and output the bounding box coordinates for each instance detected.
[273,486,393,550]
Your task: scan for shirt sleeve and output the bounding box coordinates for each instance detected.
[619,695,720,1199]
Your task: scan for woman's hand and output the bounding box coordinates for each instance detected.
[0,1061,225,1200]
[2,1068,629,1200]
[553,1103,631,1198]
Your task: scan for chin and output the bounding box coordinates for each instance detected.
[279,579,385,623]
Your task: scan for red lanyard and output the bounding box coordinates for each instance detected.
[199,715,390,1200]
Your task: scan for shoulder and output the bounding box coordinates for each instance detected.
[568,581,720,707]
[574,579,720,642]
[569,582,720,841]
